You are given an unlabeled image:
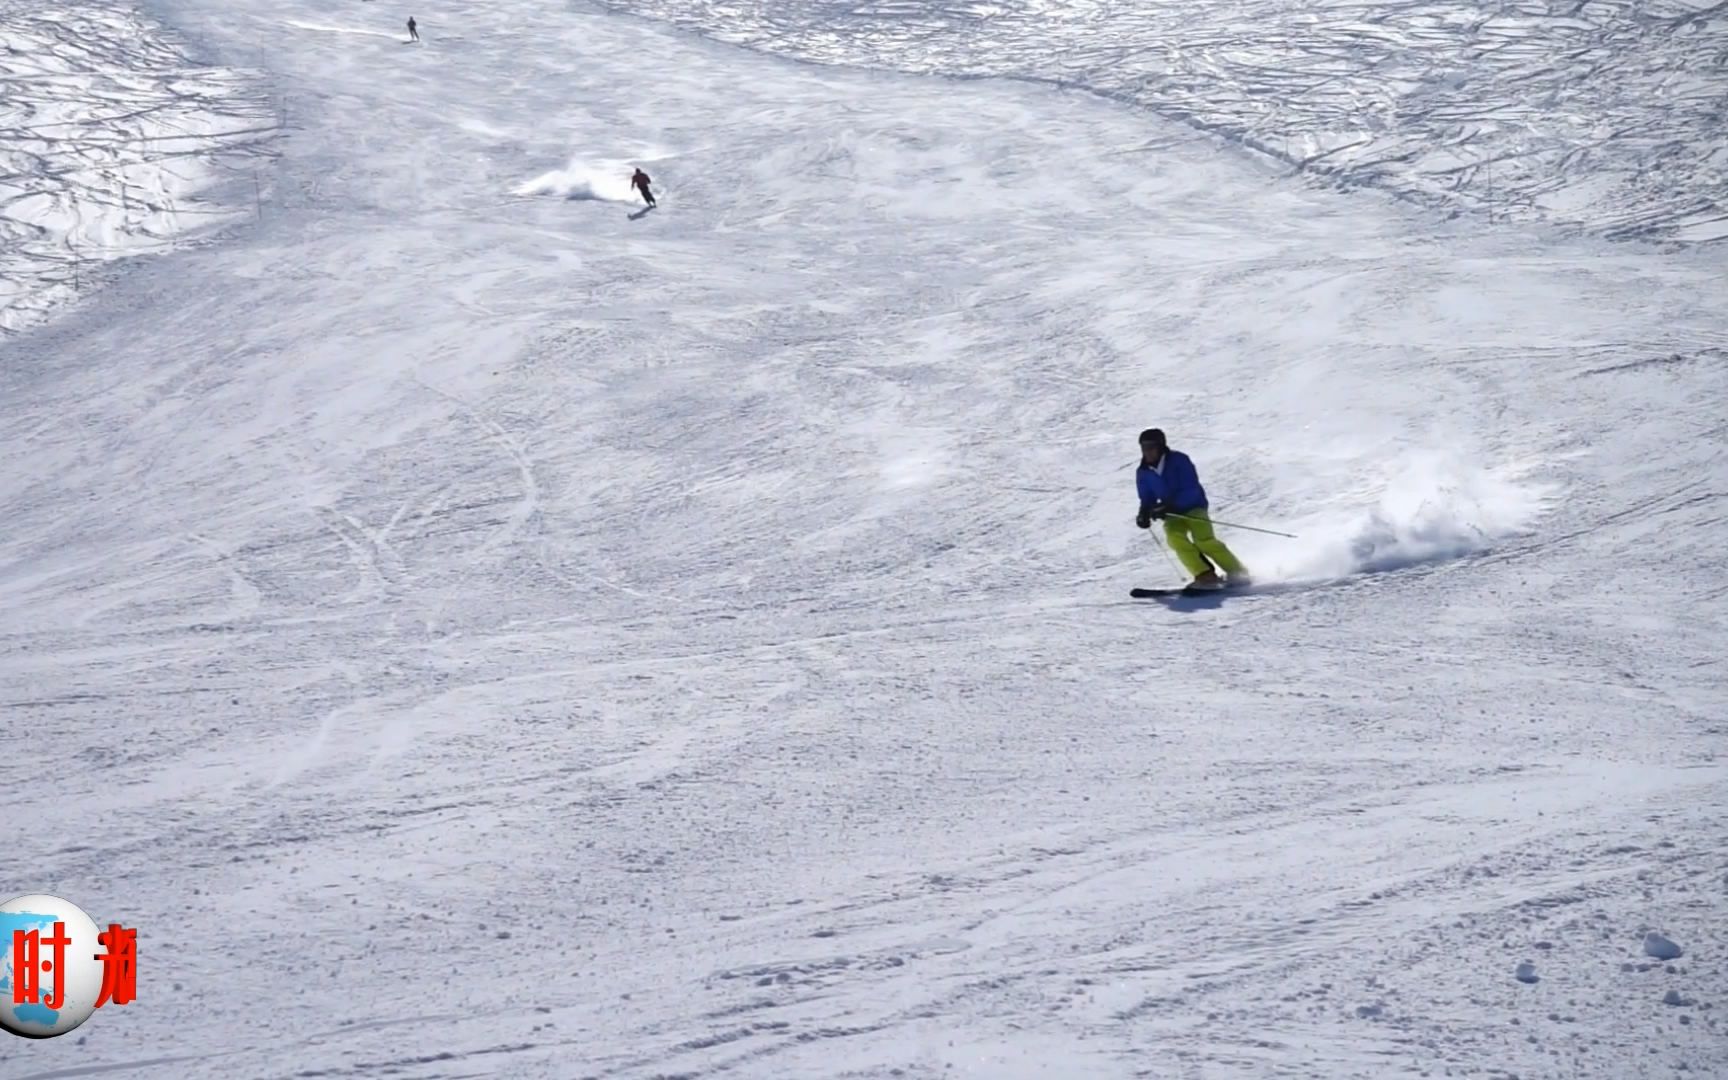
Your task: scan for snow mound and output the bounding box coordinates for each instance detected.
[515,160,641,203]
[1645,933,1684,961]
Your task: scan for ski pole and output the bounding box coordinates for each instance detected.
[1164,511,1297,539]
[1150,528,1186,579]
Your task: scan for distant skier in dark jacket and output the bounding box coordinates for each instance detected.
[407,17,419,42]
[630,168,656,207]
[1134,427,1250,590]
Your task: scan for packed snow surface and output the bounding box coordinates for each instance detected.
[1,0,1725,1077]
[0,0,273,333]
[597,0,1728,241]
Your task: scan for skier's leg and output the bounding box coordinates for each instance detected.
[1162,518,1213,577]
[1183,511,1248,576]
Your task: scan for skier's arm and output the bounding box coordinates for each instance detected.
[1135,471,1164,526]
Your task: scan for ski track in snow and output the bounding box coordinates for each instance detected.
[1,0,1726,1077]
[0,0,275,334]
[596,0,1728,243]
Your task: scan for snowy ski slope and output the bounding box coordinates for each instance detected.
[0,1,273,334]
[2,0,1726,1077]
[598,0,1728,241]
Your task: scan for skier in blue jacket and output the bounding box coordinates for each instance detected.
[1135,428,1249,590]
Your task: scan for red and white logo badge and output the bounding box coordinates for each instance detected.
[1,894,136,1039]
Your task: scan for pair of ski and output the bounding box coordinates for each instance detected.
[1129,583,1247,599]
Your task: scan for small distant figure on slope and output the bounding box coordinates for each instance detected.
[1135,427,1251,591]
[407,16,419,42]
[631,168,656,208]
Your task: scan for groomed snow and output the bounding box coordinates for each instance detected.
[1,0,1725,1077]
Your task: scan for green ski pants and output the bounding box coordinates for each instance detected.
[1164,509,1247,577]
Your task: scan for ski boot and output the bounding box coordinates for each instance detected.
[1188,569,1225,591]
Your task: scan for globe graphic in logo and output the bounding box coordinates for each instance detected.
[0,895,105,1039]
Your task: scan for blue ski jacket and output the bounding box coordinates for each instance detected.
[1136,450,1208,513]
